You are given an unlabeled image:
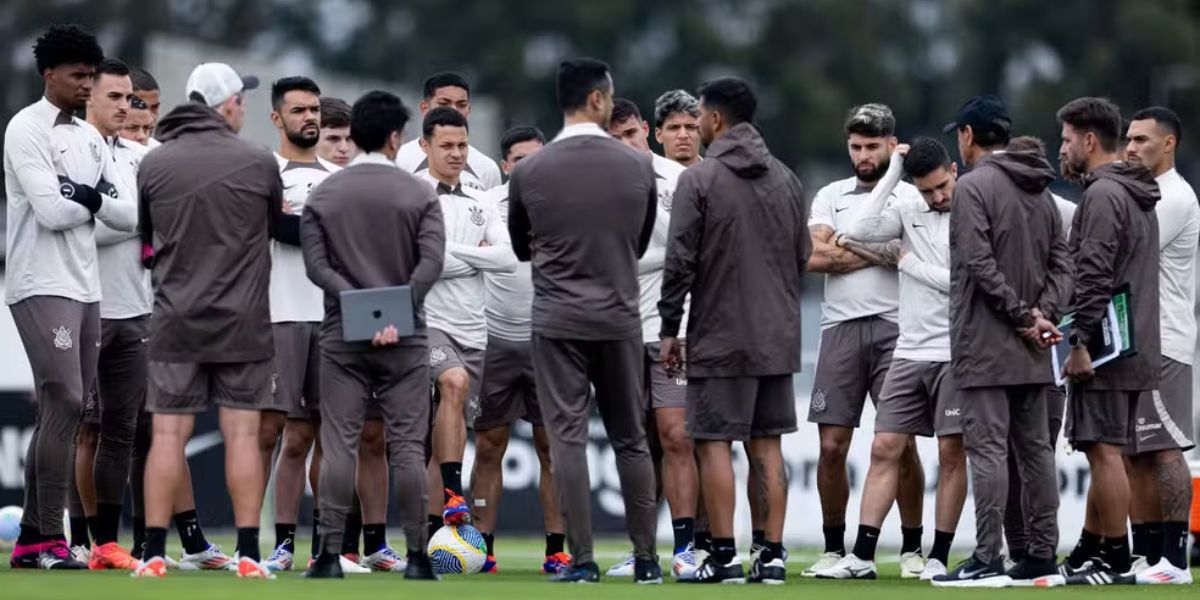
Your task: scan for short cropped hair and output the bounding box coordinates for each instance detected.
[350,90,409,152]
[902,137,952,178]
[844,103,895,138]
[611,98,642,125]
[422,105,468,140]
[557,58,611,113]
[423,72,470,100]
[129,67,158,92]
[1130,106,1183,144]
[271,76,321,110]
[319,97,352,129]
[500,126,546,161]
[1056,97,1123,153]
[696,77,757,126]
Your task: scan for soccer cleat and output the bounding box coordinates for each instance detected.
[482,555,498,573]
[1006,556,1061,587]
[304,553,343,579]
[404,552,440,581]
[340,554,372,574]
[814,553,877,580]
[178,543,236,571]
[70,544,92,565]
[1065,560,1133,585]
[549,560,600,583]
[931,554,1012,588]
[748,556,787,585]
[1135,560,1194,585]
[690,555,745,584]
[39,542,88,570]
[442,489,471,526]
[899,550,925,579]
[343,552,360,564]
[1056,557,1093,579]
[1001,554,1016,573]
[89,542,141,570]
[263,545,294,572]
[236,556,275,579]
[542,551,572,574]
[635,558,663,584]
[605,552,636,577]
[362,546,406,572]
[801,551,843,578]
[1126,555,1151,575]
[672,543,699,580]
[10,541,49,569]
[164,555,181,569]
[920,558,947,581]
[131,556,168,578]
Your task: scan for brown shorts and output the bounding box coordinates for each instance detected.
[427,328,485,426]
[687,374,797,441]
[474,335,541,430]
[1065,386,1139,448]
[1128,358,1194,454]
[874,359,961,437]
[147,359,273,414]
[808,316,898,428]
[646,341,687,409]
[265,322,321,420]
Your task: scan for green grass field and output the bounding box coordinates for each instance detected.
[3,535,1197,599]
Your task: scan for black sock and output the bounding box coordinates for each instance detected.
[1147,522,1165,565]
[672,518,695,554]
[236,527,260,562]
[1067,529,1102,568]
[823,524,846,555]
[363,523,387,555]
[852,525,882,562]
[752,529,766,548]
[145,527,168,560]
[173,510,207,555]
[1162,521,1188,570]
[930,529,954,565]
[1101,534,1130,573]
[344,512,363,556]
[482,532,495,556]
[712,537,736,564]
[545,532,565,556]
[1132,522,1150,558]
[70,515,91,548]
[132,517,146,559]
[762,541,785,563]
[694,530,713,553]
[275,523,296,554]
[310,510,321,558]
[440,462,464,500]
[900,525,922,555]
[17,525,43,546]
[428,514,443,539]
[93,503,122,545]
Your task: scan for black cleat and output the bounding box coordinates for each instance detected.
[634,558,662,584]
[931,554,1011,588]
[1064,561,1134,586]
[305,552,344,579]
[404,552,440,580]
[549,561,600,583]
[748,556,786,584]
[1006,556,1059,587]
[690,556,745,584]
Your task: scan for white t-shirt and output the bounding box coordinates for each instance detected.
[1053,193,1076,239]
[1155,168,1200,365]
[269,154,339,323]
[808,176,904,329]
[639,154,690,343]
[95,138,152,319]
[395,138,502,193]
[482,183,534,342]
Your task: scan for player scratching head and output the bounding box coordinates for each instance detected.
[903,137,957,213]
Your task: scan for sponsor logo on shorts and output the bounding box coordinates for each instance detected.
[944,408,961,417]
[52,326,73,351]
[430,347,448,365]
[674,377,687,386]
[271,372,279,396]
[811,388,827,413]
[1135,417,1163,433]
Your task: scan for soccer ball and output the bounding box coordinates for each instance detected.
[0,505,23,551]
[427,524,488,574]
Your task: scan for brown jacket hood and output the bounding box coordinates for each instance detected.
[985,150,1056,194]
[707,122,770,179]
[1086,161,1160,211]
[155,102,233,142]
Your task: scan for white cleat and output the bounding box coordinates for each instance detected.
[178,543,236,571]
[920,558,947,581]
[1135,560,1194,585]
[814,553,877,580]
[899,551,925,579]
[605,552,636,577]
[70,545,92,564]
[672,544,699,580]
[1126,555,1151,576]
[801,551,844,578]
[263,546,293,572]
[342,553,376,574]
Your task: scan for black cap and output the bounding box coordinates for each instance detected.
[942,94,1012,136]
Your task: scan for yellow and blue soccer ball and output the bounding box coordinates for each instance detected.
[427,524,488,574]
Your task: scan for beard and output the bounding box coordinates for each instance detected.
[1060,154,1087,183]
[286,126,319,149]
[853,156,890,182]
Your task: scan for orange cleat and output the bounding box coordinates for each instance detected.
[542,551,572,574]
[131,556,167,578]
[442,489,471,526]
[236,557,275,579]
[90,542,142,570]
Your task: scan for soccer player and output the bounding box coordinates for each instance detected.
[816,138,966,581]
[5,25,137,570]
[659,76,808,584]
[603,98,699,580]
[932,94,1072,587]
[394,72,501,191]
[130,67,161,121]
[133,62,288,579]
[301,90,442,581]
[507,57,659,584]
[316,97,355,167]
[1120,107,1197,585]
[417,106,516,538]
[468,125,572,575]
[653,90,702,167]
[803,103,926,578]
[121,95,155,146]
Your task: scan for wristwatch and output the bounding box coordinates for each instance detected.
[1069,332,1085,349]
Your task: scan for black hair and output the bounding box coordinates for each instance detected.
[654,89,700,128]
[423,72,470,100]
[271,76,321,110]
[500,126,545,161]
[1131,106,1183,144]
[1007,135,1048,157]
[350,90,409,152]
[966,125,1011,148]
[844,103,895,138]
[320,97,352,129]
[611,98,642,125]
[556,58,611,113]
[696,77,757,126]
[1056,97,1123,153]
[129,67,158,92]
[34,24,103,74]
[903,137,952,178]
[95,58,129,78]
[422,106,469,140]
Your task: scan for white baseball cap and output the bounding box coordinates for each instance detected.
[185,62,260,107]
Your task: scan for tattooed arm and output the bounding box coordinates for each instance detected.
[838,235,903,269]
[806,224,873,274]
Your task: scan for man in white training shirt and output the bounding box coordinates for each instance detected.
[394,72,501,191]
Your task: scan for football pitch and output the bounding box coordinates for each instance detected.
[2,535,1196,599]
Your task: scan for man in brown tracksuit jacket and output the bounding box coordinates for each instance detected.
[934,94,1074,588]
[659,77,809,584]
[1057,97,1161,585]
[507,58,659,584]
[301,91,445,580]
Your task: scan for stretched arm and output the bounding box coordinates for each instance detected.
[300,208,355,295]
[1035,208,1075,322]
[897,252,950,293]
[846,153,905,242]
[952,179,1033,328]
[410,196,447,305]
[507,171,533,262]
[839,236,902,268]
[1069,191,1121,346]
[6,122,94,230]
[658,171,702,338]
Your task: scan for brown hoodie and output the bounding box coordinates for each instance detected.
[658,122,810,377]
[950,151,1075,388]
[1068,161,1161,391]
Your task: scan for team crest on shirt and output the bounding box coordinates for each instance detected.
[430,347,448,365]
[659,190,675,212]
[468,205,485,227]
[52,326,73,351]
[811,388,827,413]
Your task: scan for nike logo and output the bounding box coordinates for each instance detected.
[835,207,849,213]
[959,567,989,579]
[912,223,925,228]
[1139,434,1155,442]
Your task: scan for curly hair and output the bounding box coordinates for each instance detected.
[654,89,700,128]
[33,24,103,73]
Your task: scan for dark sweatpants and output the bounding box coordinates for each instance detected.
[531,334,657,565]
[961,385,1059,563]
[317,341,429,556]
[1003,385,1065,558]
[10,296,101,536]
[92,316,149,505]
